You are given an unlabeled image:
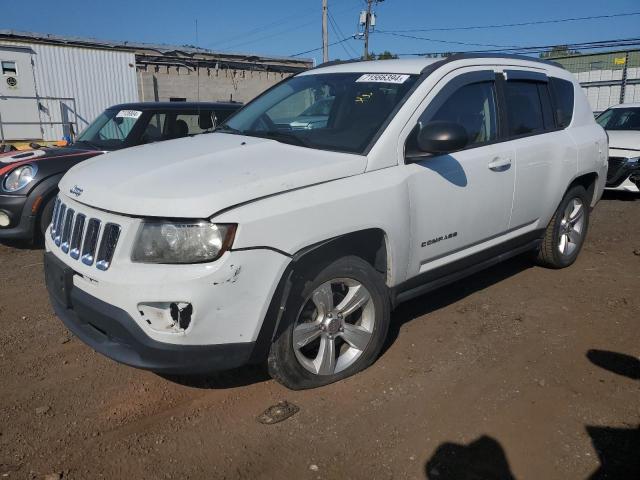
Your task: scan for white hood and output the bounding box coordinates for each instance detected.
[607,130,640,152]
[59,133,366,218]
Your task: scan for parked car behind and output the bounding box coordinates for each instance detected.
[595,103,640,192]
[45,55,606,390]
[0,101,241,242]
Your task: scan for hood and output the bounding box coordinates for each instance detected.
[60,133,367,218]
[607,130,640,152]
[0,146,102,177]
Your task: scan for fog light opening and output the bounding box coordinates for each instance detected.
[0,211,10,228]
[170,302,193,330]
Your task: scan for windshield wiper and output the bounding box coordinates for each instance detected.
[253,130,310,147]
[215,124,241,134]
[73,139,103,150]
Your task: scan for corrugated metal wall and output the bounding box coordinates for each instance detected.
[0,40,138,141]
[553,50,640,114]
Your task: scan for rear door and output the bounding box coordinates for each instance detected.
[500,70,577,229]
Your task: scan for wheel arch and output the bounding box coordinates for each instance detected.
[249,228,391,364]
[567,171,599,207]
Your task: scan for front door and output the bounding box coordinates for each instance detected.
[404,69,515,277]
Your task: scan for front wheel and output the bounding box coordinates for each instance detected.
[537,185,590,268]
[268,256,390,390]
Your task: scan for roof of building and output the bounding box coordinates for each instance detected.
[0,30,313,68]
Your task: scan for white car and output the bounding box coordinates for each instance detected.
[596,103,640,192]
[44,55,607,389]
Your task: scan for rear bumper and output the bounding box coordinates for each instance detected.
[45,252,256,374]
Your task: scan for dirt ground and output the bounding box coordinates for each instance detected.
[1,192,639,480]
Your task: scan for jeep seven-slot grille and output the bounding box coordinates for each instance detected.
[49,198,121,271]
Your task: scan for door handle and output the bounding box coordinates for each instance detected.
[488,157,512,172]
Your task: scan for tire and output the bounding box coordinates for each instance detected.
[38,195,56,240]
[268,256,390,390]
[537,185,590,269]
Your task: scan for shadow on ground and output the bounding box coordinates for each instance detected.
[160,364,271,389]
[424,435,516,480]
[601,190,639,202]
[385,253,533,354]
[586,348,640,479]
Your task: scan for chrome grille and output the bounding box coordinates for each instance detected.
[60,209,74,253]
[69,214,85,260]
[49,197,121,271]
[81,218,101,266]
[96,224,121,271]
[53,204,66,246]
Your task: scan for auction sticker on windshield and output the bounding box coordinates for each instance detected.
[356,73,410,84]
[116,110,142,119]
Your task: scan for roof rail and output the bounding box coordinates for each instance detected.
[420,53,564,73]
[311,58,364,70]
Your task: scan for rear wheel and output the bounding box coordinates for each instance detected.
[537,185,590,268]
[268,256,390,390]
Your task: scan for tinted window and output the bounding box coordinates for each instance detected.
[428,81,498,147]
[549,78,574,128]
[222,73,418,154]
[505,81,545,136]
[596,107,640,131]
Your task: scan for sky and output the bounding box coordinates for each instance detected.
[1,0,639,63]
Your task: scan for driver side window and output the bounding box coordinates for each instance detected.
[425,81,498,147]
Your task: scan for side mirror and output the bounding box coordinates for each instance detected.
[416,121,469,154]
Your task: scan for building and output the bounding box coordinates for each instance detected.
[551,49,640,114]
[0,30,312,144]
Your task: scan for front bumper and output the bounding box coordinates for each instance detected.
[45,252,256,374]
[0,193,35,240]
[605,156,640,190]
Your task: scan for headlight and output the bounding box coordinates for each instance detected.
[131,221,236,264]
[3,164,37,192]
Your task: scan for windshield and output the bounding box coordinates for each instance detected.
[220,73,418,154]
[76,109,142,149]
[596,107,640,131]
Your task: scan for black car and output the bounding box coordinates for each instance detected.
[0,101,241,242]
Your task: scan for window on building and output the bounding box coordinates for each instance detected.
[1,61,17,75]
[505,81,546,137]
[169,97,186,102]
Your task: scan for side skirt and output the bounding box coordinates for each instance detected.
[391,230,545,307]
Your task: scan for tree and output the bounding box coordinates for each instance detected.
[362,50,399,60]
[540,45,580,59]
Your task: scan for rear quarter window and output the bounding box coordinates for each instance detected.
[549,78,575,128]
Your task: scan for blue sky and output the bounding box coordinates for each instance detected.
[2,0,639,63]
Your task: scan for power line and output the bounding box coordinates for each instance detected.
[209,2,361,51]
[377,31,523,48]
[382,11,640,34]
[392,37,640,57]
[291,36,355,57]
[328,9,358,58]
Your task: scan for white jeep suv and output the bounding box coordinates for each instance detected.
[45,55,607,389]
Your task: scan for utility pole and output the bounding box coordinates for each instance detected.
[322,0,329,63]
[363,0,373,60]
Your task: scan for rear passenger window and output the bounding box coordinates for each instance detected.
[549,78,575,128]
[428,81,498,147]
[505,81,546,137]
